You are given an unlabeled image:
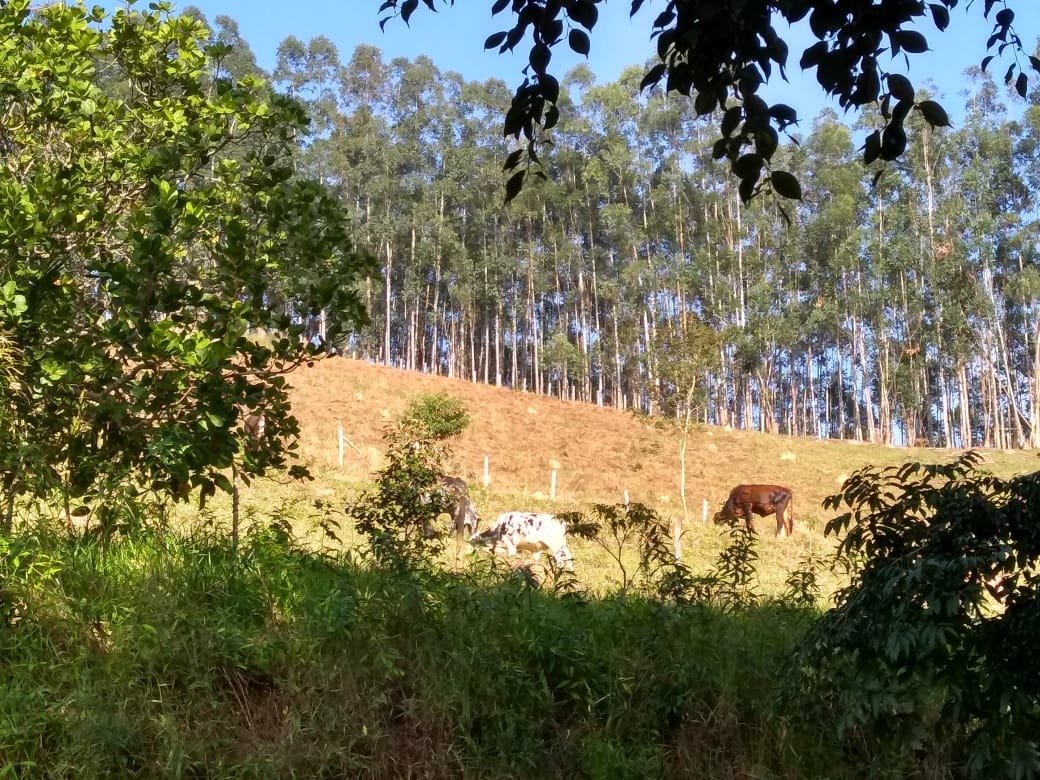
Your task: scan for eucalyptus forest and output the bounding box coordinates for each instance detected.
[258,26,1040,450]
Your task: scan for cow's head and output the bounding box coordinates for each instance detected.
[459,500,480,535]
[469,526,500,547]
[713,509,737,526]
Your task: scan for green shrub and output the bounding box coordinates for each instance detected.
[346,422,451,569]
[401,391,470,440]
[787,452,1040,778]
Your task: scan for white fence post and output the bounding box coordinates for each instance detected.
[623,490,630,506]
[483,454,490,488]
[702,498,709,524]
[550,469,557,500]
[337,422,345,467]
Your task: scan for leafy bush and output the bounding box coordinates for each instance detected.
[346,422,451,569]
[787,451,1040,778]
[401,392,471,440]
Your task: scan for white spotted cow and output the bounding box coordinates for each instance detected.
[469,512,574,570]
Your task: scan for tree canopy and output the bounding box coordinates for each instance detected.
[377,0,1038,203]
[0,0,373,530]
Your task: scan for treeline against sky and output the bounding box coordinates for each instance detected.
[201,12,1040,449]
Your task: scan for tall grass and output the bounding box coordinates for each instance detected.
[0,520,861,778]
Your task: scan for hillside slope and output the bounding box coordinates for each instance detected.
[287,357,1040,529]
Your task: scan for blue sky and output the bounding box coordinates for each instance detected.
[177,0,1039,126]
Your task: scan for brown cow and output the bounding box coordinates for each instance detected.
[713,484,793,536]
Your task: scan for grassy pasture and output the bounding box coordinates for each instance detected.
[234,356,1040,598]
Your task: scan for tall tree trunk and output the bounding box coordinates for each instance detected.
[1031,319,1040,447]
[878,340,893,444]
[958,362,973,447]
[383,239,393,366]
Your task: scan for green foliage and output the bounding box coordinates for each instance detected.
[0,1,374,529]
[563,502,774,612]
[654,319,720,419]
[710,524,762,611]
[400,391,471,440]
[781,547,822,608]
[566,502,695,600]
[788,451,1040,778]
[346,423,451,568]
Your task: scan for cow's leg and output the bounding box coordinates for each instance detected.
[451,500,468,567]
[740,502,756,533]
[553,544,574,571]
[775,494,792,537]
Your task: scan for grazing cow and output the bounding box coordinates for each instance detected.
[469,511,574,570]
[419,476,481,567]
[438,476,480,537]
[713,484,794,536]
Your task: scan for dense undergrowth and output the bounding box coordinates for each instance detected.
[0,524,828,779]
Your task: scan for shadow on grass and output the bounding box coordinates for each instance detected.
[0,526,874,778]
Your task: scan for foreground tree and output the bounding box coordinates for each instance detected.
[378,0,1037,203]
[0,1,373,531]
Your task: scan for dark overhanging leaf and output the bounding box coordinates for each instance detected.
[770,170,802,200]
[880,124,907,161]
[540,73,560,103]
[1015,71,1028,98]
[863,130,882,164]
[721,106,742,137]
[887,73,914,102]
[732,153,763,181]
[502,148,524,171]
[381,0,1038,206]
[917,100,950,128]
[568,28,590,57]
[400,0,419,25]
[995,8,1014,27]
[639,62,666,92]
[530,42,551,74]
[484,31,507,49]
[929,3,950,31]
[544,103,560,130]
[894,30,929,54]
[568,0,598,30]
[504,169,525,202]
[738,176,756,204]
